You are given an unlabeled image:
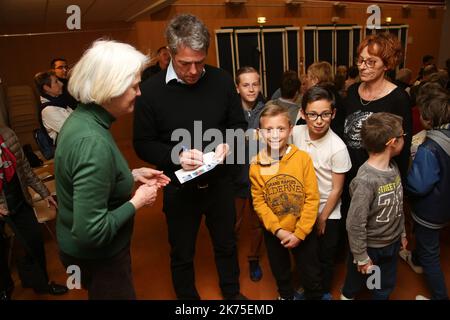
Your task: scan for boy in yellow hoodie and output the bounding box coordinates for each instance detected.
[249,103,323,300]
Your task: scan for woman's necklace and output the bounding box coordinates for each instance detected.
[359,81,386,106]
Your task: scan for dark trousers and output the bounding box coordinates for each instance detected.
[264,229,322,300]
[234,197,263,262]
[318,219,341,293]
[163,181,240,300]
[59,244,135,300]
[412,222,448,300]
[0,225,14,291]
[0,203,49,291]
[342,240,400,300]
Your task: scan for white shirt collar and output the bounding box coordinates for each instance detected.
[165,60,206,84]
[165,60,179,84]
[304,126,331,146]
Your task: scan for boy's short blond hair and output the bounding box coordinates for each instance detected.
[307,61,334,84]
[235,66,259,85]
[361,112,403,153]
[259,103,291,126]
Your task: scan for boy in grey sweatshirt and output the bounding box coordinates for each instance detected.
[341,112,408,300]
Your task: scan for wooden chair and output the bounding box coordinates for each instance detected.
[28,179,57,240]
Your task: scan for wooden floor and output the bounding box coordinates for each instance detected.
[9,141,450,300]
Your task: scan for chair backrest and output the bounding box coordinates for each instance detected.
[33,199,57,223]
[6,85,40,149]
[33,127,54,160]
[29,179,57,224]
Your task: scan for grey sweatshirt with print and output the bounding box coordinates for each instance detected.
[346,161,405,263]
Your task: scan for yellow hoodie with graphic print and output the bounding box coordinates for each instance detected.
[249,144,319,241]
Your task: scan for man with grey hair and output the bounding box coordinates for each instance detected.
[134,14,247,300]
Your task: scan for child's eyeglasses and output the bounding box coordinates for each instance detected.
[385,133,407,146]
[304,112,333,121]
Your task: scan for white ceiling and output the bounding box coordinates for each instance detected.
[0,0,175,26]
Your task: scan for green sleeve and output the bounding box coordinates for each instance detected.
[70,136,135,249]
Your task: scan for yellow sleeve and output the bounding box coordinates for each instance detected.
[249,164,282,235]
[294,154,320,240]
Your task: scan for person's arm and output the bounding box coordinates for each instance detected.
[392,91,413,180]
[317,172,345,235]
[249,164,282,235]
[41,106,72,133]
[133,92,176,171]
[12,130,51,199]
[294,154,320,240]
[70,136,136,249]
[224,74,247,165]
[346,178,373,264]
[406,146,440,196]
[317,147,351,235]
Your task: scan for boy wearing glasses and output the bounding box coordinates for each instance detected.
[249,103,323,300]
[293,86,351,299]
[341,112,408,300]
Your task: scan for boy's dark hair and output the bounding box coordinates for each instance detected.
[50,58,66,69]
[235,66,259,85]
[301,85,336,111]
[361,112,403,153]
[259,103,291,126]
[417,82,450,128]
[280,71,300,99]
[34,71,55,96]
[422,55,434,64]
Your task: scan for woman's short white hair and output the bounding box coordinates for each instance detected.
[68,39,148,105]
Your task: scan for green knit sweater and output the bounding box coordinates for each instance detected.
[55,103,135,259]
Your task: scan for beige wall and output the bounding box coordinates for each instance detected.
[438,0,450,68]
[0,22,137,141]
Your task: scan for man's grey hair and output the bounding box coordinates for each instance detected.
[165,14,210,54]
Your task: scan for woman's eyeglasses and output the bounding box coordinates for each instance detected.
[356,57,378,68]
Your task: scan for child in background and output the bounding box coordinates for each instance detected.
[233,66,265,281]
